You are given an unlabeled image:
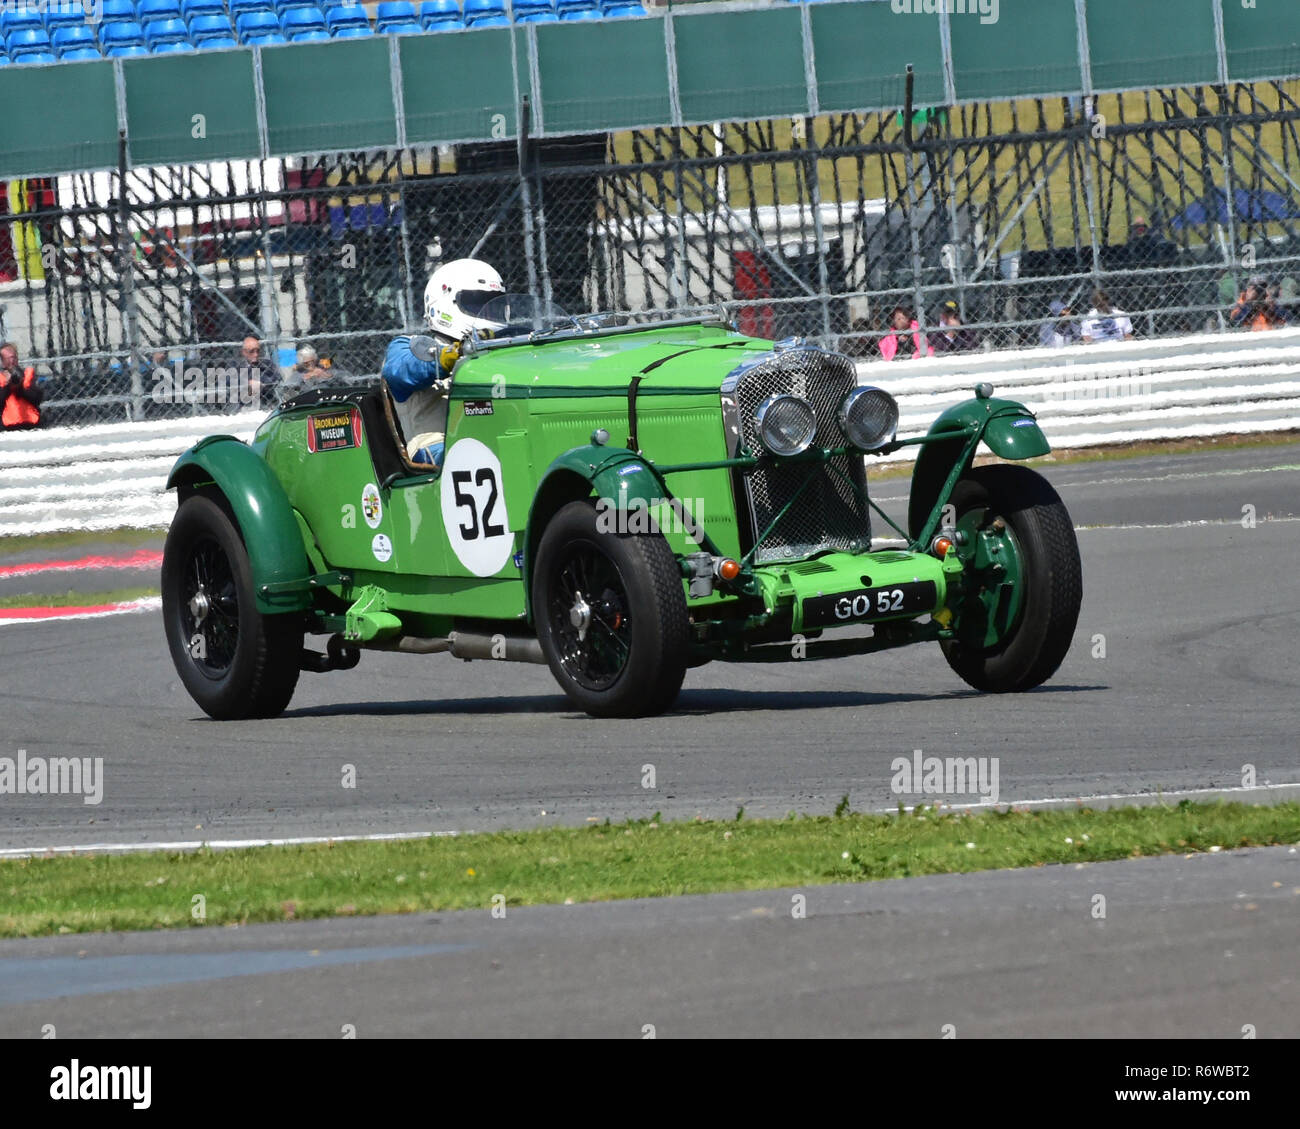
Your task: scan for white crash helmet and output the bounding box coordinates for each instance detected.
[424,258,505,339]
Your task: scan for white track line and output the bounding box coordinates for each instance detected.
[876,781,1300,815]
[2,783,1295,860]
[0,829,458,860]
[0,596,161,627]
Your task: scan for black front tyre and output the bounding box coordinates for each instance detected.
[941,465,1082,693]
[162,493,303,719]
[532,500,689,718]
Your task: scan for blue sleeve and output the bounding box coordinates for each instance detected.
[382,336,445,404]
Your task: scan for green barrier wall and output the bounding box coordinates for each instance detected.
[811,1,945,112]
[2,1,1299,179]
[261,38,397,153]
[124,50,259,167]
[536,20,670,134]
[0,59,118,179]
[402,28,519,144]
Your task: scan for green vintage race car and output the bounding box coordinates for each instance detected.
[162,301,1082,719]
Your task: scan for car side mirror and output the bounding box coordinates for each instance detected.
[408,334,437,364]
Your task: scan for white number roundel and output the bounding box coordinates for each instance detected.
[440,438,513,577]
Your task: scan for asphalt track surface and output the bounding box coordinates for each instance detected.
[1,442,1298,1038]
[0,847,1295,1037]
[1,442,1296,851]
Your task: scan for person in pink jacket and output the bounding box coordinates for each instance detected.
[879,305,933,361]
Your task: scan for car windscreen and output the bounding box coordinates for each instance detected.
[479,294,571,335]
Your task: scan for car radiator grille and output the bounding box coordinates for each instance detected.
[727,348,871,564]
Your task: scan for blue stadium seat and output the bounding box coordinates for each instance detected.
[230,0,275,18]
[107,42,149,55]
[513,0,552,15]
[189,13,233,38]
[15,49,57,62]
[602,3,645,16]
[247,30,287,42]
[139,0,183,25]
[559,7,600,18]
[375,0,416,25]
[0,56,9,65]
[44,6,87,31]
[144,17,188,43]
[52,24,96,53]
[419,0,458,19]
[516,10,557,22]
[462,0,504,25]
[63,44,103,58]
[556,0,598,11]
[152,38,195,51]
[98,0,137,23]
[280,6,325,33]
[182,0,227,20]
[100,19,145,45]
[236,10,280,38]
[290,27,329,40]
[196,33,237,46]
[424,17,462,30]
[0,10,44,37]
[325,4,369,29]
[382,19,421,33]
[332,23,373,35]
[6,27,52,55]
[277,0,319,9]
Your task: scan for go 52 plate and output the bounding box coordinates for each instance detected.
[801,580,937,629]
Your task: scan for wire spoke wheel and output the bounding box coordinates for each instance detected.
[533,500,689,718]
[162,493,305,720]
[547,542,632,691]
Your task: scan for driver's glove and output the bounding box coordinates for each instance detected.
[437,339,461,373]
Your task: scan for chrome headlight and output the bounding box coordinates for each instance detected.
[839,386,899,451]
[755,394,817,456]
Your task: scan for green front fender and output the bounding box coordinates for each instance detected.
[167,436,313,614]
[521,444,669,622]
[907,396,1050,540]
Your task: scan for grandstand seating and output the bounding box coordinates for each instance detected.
[0,0,656,68]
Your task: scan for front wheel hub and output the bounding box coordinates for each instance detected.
[570,591,593,641]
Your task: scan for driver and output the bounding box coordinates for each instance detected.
[382,258,505,469]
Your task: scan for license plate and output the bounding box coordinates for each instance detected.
[801,580,937,629]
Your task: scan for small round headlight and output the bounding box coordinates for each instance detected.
[839,386,899,451]
[755,394,817,457]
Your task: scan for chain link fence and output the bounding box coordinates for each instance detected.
[4,72,1300,426]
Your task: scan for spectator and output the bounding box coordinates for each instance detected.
[1080,290,1134,344]
[282,344,332,398]
[840,316,877,358]
[879,305,933,361]
[1229,276,1287,331]
[0,341,44,430]
[229,334,276,411]
[1039,299,1081,348]
[930,301,979,354]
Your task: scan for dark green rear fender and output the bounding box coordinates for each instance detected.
[521,445,668,621]
[167,436,313,613]
[907,397,1050,538]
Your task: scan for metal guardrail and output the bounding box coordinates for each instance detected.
[2,328,1298,536]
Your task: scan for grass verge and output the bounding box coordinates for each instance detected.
[3,801,1296,938]
[0,527,164,558]
[0,587,158,610]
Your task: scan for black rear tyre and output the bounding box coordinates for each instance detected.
[162,494,303,719]
[941,465,1082,693]
[532,500,689,718]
